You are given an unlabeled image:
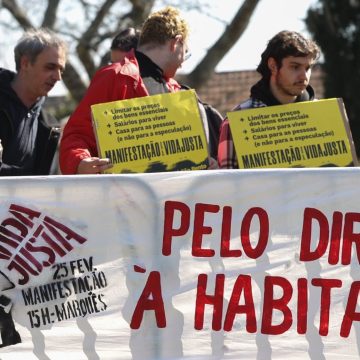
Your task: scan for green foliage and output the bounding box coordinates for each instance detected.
[305,0,360,155]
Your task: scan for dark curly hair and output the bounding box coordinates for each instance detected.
[257,30,320,80]
[110,27,140,52]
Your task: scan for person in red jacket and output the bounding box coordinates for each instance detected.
[60,6,191,174]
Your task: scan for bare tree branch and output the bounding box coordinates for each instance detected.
[41,0,61,29]
[0,0,262,109]
[2,0,32,29]
[127,0,156,23]
[76,0,118,77]
[323,1,337,35]
[1,0,87,102]
[185,0,261,88]
[77,0,156,78]
[62,62,88,103]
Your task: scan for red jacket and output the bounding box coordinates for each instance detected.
[59,51,181,174]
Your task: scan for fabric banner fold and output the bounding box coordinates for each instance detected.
[0,169,359,359]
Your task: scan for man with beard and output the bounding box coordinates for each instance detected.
[218,30,320,169]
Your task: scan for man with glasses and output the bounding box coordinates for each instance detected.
[60,6,194,174]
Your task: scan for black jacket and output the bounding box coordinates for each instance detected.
[0,68,60,176]
[250,78,315,106]
[180,84,223,159]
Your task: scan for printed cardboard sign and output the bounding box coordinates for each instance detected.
[227,98,358,168]
[91,89,209,173]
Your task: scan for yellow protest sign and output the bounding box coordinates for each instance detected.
[227,98,358,169]
[91,90,209,173]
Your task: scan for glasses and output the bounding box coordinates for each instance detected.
[178,37,191,62]
[184,50,192,61]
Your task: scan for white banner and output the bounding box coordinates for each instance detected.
[0,169,360,359]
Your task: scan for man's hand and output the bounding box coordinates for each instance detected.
[76,157,113,174]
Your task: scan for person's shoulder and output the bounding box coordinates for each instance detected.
[119,57,141,78]
[0,70,16,107]
[0,67,7,77]
[232,98,267,111]
[0,67,12,76]
[232,98,253,111]
[92,57,140,84]
[0,68,14,87]
[203,103,223,123]
[96,60,131,75]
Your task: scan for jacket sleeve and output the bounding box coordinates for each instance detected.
[34,111,61,175]
[203,103,224,159]
[0,162,32,176]
[217,118,238,169]
[59,66,133,175]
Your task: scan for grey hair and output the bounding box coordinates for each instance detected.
[14,28,67,71]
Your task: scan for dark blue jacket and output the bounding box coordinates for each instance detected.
[0,68,60,176]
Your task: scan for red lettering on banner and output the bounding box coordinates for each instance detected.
[340,281,360,337]
[241,207,269,258]
[42,216,86,252]
[162,201,269,258]
[10,204,41,225]
[0,218,28,241]
[261,276,293,335]
[192,274,360,335]
[130,271,166,329]
[192,203,218,257]
[223,274,256,332]
[0,204,87,285]
[7,253,42,285]
[312,278,342,335]
[342,212,360,265]
[194,273,224,330]
[220,206,241,257]
[300,208,360,265]
[329,211,342,264]
[162,201,190,256]
[300,208,329,261]
[297,278,308,334]
[0,218,28,255]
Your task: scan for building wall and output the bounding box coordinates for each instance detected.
[195,65,325,117]
[45,66,325,121]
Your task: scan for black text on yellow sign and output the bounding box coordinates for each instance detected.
[227,98,358,169]
[91,90,209,173]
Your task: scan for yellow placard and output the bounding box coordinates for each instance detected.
[227,98,358,169]
[91,90,209,173]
